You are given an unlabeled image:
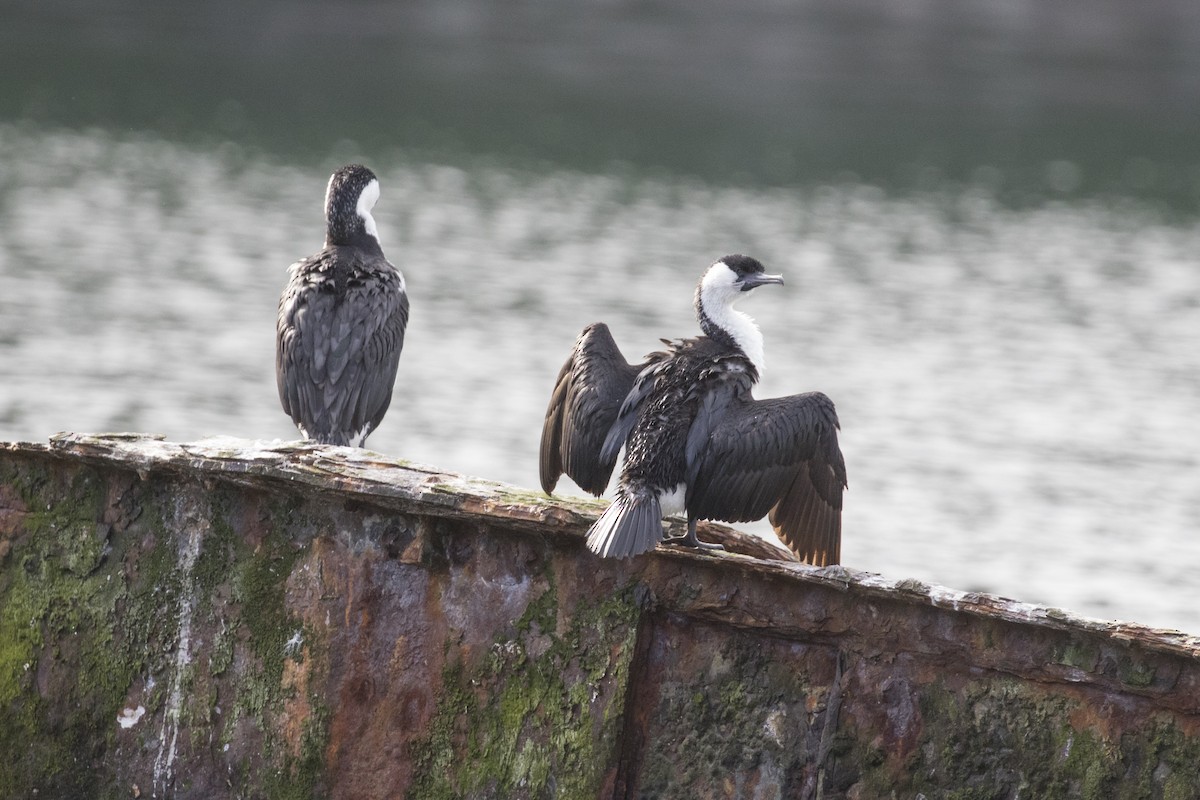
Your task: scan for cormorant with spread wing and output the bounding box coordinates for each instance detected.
[276,164,409,447]
[540,254,846,565]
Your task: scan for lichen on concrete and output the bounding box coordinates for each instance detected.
[0,460,172,798]
[904,679,1200,799]
[181,485,330,799]
[407,565,642,800]
[629,615,841,799]
[0,453,331,799]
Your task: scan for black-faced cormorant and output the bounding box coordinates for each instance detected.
[276,164,409,447]
[540,254,847,565]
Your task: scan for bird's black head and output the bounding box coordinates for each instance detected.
[324,164,381,247]
[721,254,784,292]
[697,255,784,308]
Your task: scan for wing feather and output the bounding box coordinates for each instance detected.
[349,285,408,442]
[539,323,643,495]
[687,391,847,565]
[276,250,408,445]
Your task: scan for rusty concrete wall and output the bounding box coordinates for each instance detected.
[2,433,1200,800]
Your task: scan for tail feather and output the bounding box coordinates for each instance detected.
[586,494,663,559]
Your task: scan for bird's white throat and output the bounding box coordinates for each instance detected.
[356,179,380,242]
[699,265,767,375]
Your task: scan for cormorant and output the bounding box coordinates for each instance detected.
[540,254,846,565]
[276,164,409,447]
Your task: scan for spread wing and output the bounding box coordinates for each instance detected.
[276,251,409,445]
[686,391,846,565]
[539,323,644,495]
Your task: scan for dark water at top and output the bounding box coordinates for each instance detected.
[1,1,1199,631]
[5,0,1200,204]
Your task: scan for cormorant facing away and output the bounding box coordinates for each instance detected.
[540,255,847,565]
[276,164,409,447]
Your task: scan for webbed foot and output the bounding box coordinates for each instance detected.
[663,520,724,551]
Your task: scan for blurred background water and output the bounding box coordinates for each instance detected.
[2,1,1199,631]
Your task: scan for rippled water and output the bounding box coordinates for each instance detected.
[2,125,1198,631]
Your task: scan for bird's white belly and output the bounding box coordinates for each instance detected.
[656,484,687,517]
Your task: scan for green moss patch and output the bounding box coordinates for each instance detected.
[407,575,641,800]
[907,680,1200,799]
[0,462,173,798]
[632,620,836,799]
[0,460,329,799]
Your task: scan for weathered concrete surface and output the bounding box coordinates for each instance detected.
[2,433,1200,800]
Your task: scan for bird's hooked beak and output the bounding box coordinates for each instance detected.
[738,273,785,292]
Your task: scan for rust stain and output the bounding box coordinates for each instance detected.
[0,483,28,547]
[101,473,141,532]
[280,647,313,758]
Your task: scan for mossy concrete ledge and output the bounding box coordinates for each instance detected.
[3,433,1200,800]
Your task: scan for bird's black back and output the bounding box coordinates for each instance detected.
[276,244,408,446]
[617,335,752,494]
